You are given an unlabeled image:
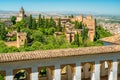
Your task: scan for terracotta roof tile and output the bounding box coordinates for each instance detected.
[0,45,120,63]
[100,34,120,44]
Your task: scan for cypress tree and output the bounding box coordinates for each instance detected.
[0,23,6,40]
[38,14,42,28]
[81,27,88,44]
[28,14,32,29]
[17,26,20,32]
[49,17,56,27]
[32,19,37,29]
[57,18,62,32]
[74,32,80,47]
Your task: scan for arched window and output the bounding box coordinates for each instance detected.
[14,70,28,80]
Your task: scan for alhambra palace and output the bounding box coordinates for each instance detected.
[5,7,96,48]
[2,7,120,80]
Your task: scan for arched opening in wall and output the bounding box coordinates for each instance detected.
[13,68,31,80]
[0,71,6,80]
[81,62,94,80]
[38,66,54,80]
[61,64,75,80]
[100,61,112,80]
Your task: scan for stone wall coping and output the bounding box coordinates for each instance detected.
[0,45,120,63]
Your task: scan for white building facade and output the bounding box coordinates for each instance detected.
[0,45,120,80]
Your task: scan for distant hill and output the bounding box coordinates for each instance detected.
[0,10,120,19]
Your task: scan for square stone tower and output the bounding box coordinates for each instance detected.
[17,32,27,48]
[71,15,96,42]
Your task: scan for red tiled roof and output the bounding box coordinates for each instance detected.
[0,45,120,63]
[100,34,120,45]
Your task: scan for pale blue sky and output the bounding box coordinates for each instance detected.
[0,0,120,15]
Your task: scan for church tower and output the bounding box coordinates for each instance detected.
[19,7,25,18]
[16,7,26,22]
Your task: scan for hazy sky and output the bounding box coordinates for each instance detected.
[0,0,120,15]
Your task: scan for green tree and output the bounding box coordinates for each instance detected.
[37,14,42,28]
[42,16,45,27]
[81,27,88,44]
[0,74,4,80]
[8,46,19,53]
[75,21,83,29]
[32,19,37,29]
[74,32,80,47]
[17,25,20,32]
[69,14,74,18]
[48,27,55,35]
[24,39,28,48]
[0,41,8,53]
[57,18,62,32]
[28,15,32,29]
[31,41,43,50]
[79,22,83,29]
[0,23,6,40]
[45,19,49,28]
[32,31,45,42]
[49,17,56,27]
[94,25,112,41]
[11,16,16,25]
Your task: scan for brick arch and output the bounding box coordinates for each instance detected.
[0,71,6,80]
[38,66,54,80]
[61,64,75,80]
[81,62,94,80]
[13,68,31,80]
[100,61,112,80]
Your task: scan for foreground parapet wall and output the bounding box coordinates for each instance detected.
[0,45,120,80]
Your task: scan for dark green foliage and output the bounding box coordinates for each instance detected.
[49,17,56,27]
[8,46,19,53]
[81,27,88,44]
[28,15,32,29]
[74,32,80,47]
[45,19,49,28]
[38,14,42,28]
[94,25,112,41]
[31,41,43,50]
[69,14,74,18]
[57,18,62,32]
[11,16,16,25]
[0,41,8,53]
[14,70,27,80]
[69,33,72,43]
[24,39,28,48]
[39,67,47,77]
[0,23,7,40]
[75,21,83,29]
[0,74,4,80]
[32,19,37,29]
[17,25,20,32]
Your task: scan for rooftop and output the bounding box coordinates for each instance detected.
[0,45,120,63]
[100,34,120,45]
